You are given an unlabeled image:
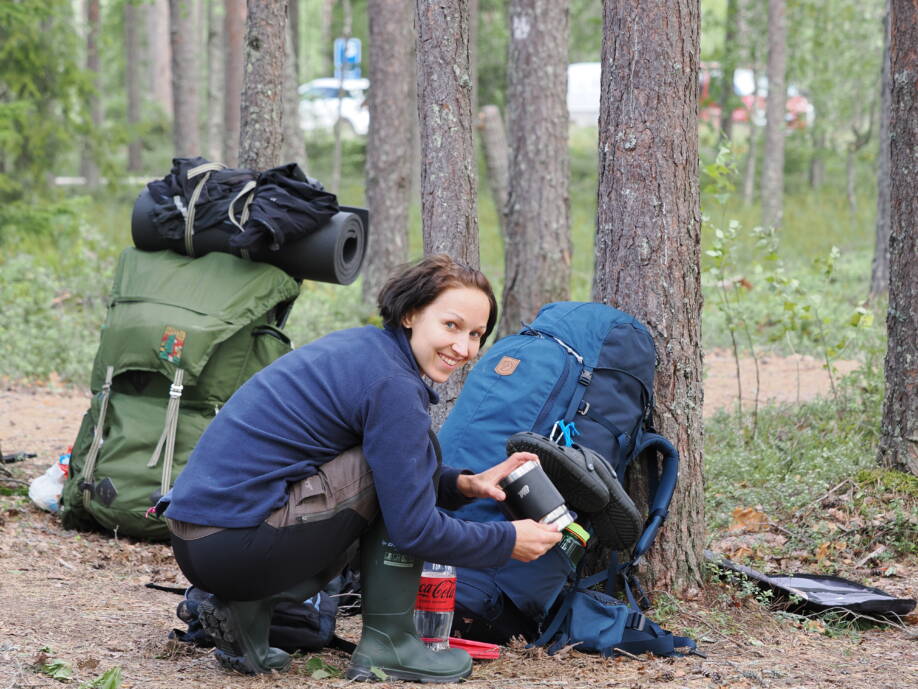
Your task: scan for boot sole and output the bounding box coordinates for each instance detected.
[506,432,612,513]
[198,599,292,675]
[345,662,473,683]
[590,477,643,551]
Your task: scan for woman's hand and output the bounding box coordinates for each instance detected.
[510,520,563,562]
[456,451,538,500]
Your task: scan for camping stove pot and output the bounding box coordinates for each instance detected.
[499,461,574,530]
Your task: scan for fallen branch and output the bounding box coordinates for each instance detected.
[793,478,854,519]
[855,545,887,568]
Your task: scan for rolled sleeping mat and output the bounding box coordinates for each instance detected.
[130,187,368,285]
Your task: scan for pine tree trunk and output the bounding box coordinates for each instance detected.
[238,0,287,170]
[282,21,305,166]
[206,0,224,163]
[81,0,101,188]
[331,0,352,192]
[125,0,144,173]
[171,0,202,157]
[469,0,479,118]
[149,0,174,119]
[878,0,918,476]
[478,105,509,226]
[416,0,478,431]
[808,128,826,189]
[361,0,416,306]
[761,0,786,229]
[289,0,300,77]
[497,0,570,339]
[320,0,336,77]
[870,0,892,299]
[592,0,704,591]
[223,0,246,166]
[742,122,758,205]
[718,0,739,141]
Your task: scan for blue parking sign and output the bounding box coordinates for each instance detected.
[333,37,361,79]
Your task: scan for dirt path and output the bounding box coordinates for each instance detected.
[4,357,916,689]
[702,349,859,418]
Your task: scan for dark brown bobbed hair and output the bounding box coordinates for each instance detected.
[377,254,499,346]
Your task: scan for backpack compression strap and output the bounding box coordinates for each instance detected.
[183,161,226,257]
[80,366,114,510]
[147,368,185,495]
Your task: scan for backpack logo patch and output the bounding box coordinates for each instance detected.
[159,327,187,364]
[495,356,521,376]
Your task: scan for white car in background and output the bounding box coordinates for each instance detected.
[298,77,370,137]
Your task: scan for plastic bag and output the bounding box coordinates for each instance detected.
[28,450,70,513]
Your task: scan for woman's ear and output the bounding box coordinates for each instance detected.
[401,311,415,329]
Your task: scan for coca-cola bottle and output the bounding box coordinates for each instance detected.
[414,562,456,651]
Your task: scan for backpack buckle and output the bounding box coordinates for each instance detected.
[577,401,590,416]
[578,370,593,386]
[627,611,646,632]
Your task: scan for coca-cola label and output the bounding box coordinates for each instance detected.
[415,576,457,612]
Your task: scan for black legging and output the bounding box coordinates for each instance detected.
[171,505,370,601]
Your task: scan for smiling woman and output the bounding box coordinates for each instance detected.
[159,253,560,683]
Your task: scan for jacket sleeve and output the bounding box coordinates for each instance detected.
[359,375,516,568]
[436,465,475,512]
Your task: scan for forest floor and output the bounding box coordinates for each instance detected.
[1,351,915,689]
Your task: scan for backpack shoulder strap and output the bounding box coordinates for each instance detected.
[628,431,679,566]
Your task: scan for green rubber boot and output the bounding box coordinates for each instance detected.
[346,520,472,683]
[199,577,323,675]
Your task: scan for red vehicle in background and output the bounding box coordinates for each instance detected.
[699,63,814,130]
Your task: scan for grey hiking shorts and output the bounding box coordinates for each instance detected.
[169,447,379,600]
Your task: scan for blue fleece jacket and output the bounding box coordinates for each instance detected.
[165,325,516,569]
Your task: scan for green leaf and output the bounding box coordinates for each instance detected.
[371,666,388,681]
[303,657,341,679]
[80,667,122,689]
[41,659,72,681]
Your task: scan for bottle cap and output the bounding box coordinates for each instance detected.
[563,522,590,546]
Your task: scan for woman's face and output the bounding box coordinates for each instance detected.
[402,286,491,383]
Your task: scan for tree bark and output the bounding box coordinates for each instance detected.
[362,0,416,306]
[870,0,892,299]
[81,0,101,188]
[761,0,786,229]
[497,0,570,339]
[416,0,478,431]
[477,105,509,227]
[282,20,305,166]
[592,0,704,591]
[469,0,479,118]
[148,0,174,119]
[877,0,918,476]
[206,0,224,162]
[223,0,246,166]
[238,0,287,170]
[170,0,202,157]
[125,0,144,173]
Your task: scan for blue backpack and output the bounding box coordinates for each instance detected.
[440,302,693,656]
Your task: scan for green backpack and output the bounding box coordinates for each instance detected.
[60,248,300,540]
